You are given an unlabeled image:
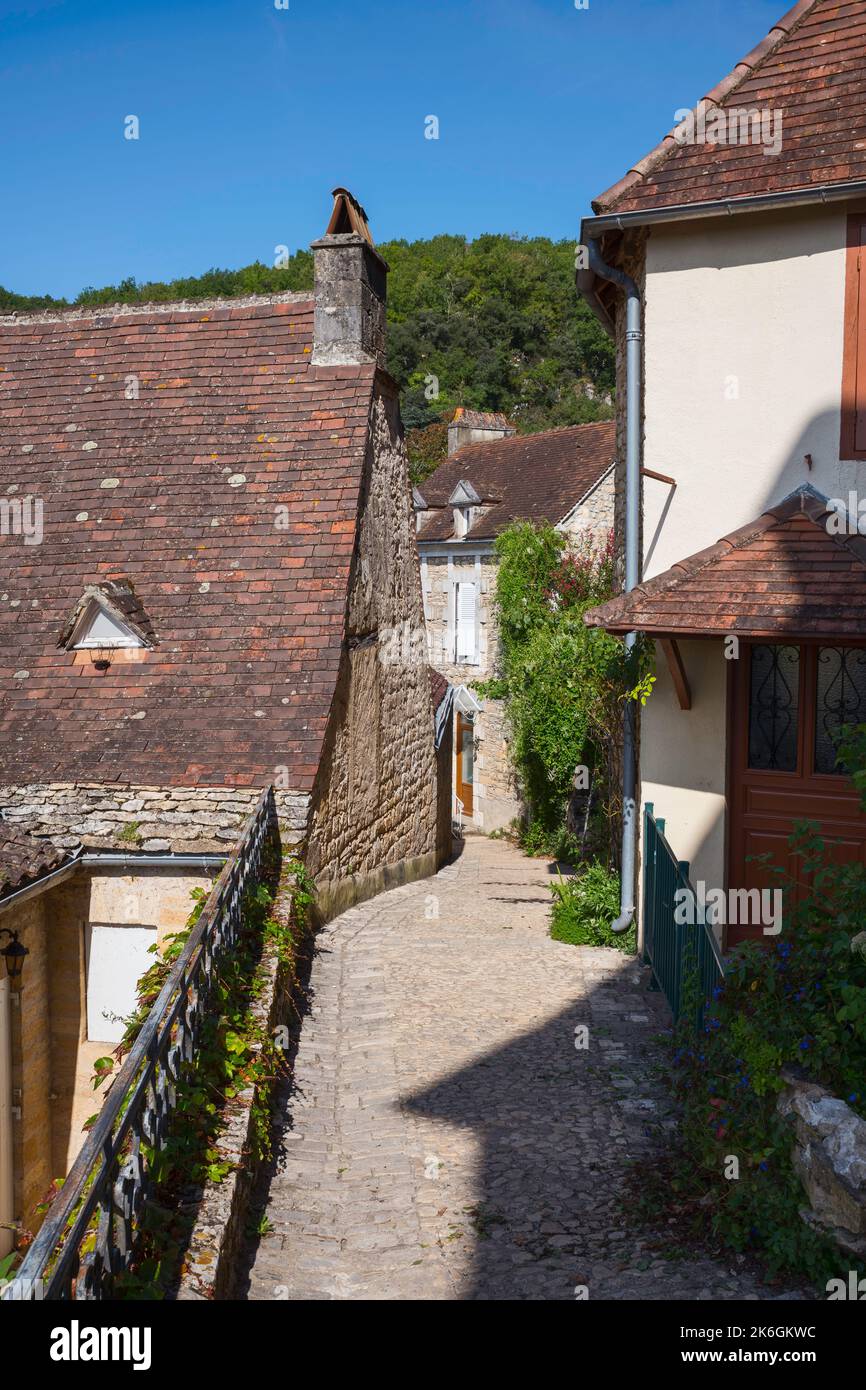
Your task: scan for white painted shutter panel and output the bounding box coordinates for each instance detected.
[456,582,477,662]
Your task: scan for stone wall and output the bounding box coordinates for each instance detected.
[420,550,519,831]
[418,471,614,836]
[421,550,498,683]
[0,784,309,855]
[561,467,615,543]
[7,896,52,1228]
[305,381,438,917]
[778,1068,866,1259]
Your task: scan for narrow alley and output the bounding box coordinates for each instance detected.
[242,837,789,1301]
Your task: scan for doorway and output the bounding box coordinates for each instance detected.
[455,711,475,819]
[727,641,866,945]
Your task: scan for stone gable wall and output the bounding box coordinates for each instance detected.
[305,382,438,915]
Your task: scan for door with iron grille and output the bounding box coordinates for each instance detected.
[727,641,866,946]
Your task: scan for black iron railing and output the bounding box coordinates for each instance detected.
[1,786,279,1301]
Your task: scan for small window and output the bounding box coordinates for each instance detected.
[814,646,866,774]
[72,602,144,650]
[454,506,472,538]
[841,212,866,459]
[455,581,477,663]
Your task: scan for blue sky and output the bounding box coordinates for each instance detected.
[1,0,785,298]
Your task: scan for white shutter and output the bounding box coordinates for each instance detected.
[455,582,477,662]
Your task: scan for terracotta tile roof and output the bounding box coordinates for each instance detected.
[0,295,377,790]
[0,820,67,898]
[584,489,866,639]
[429,667,450,715]
[594,0,866,217]
[416,421,615,543]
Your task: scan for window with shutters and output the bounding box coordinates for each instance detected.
[841,212,866,460]
[454,581,477,664]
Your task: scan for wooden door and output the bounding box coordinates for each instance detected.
[727,641,866,945]
[455,711,474,817]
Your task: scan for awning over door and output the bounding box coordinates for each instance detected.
[584,488,866,641]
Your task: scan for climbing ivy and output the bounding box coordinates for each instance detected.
[83,854,312,1298]
[478,520,653,862]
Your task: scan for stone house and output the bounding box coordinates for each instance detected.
[579,0,866,950]
[415,415,615,831]
[0,188,440,1234]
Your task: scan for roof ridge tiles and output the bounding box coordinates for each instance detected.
[593,0,823,214]
[0,291,313,328]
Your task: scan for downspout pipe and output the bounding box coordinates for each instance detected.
[582,236,642,933]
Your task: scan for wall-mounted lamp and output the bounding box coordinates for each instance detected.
[0,928,28,986]
[89,646,112,673]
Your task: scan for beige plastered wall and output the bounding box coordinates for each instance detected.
[636,205,853,901]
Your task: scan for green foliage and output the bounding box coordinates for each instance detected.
[648,731,866,1286]
[1,234,614,478]
[77,850,311,1299]
[406,417,449,486]
[550,863,634,952]
[116,821,142,846]
[480,521,652,859]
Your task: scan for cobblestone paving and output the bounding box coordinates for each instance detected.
[244,836,806,1301]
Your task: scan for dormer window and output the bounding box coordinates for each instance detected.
[59,579,155,658]
[69,599,145,650]
[448,480,482,541]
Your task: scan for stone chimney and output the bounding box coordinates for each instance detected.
[447,408,516,456]
[311,188,389,369]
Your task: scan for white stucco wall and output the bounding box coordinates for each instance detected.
[639,205,852,898]
[643,206,850,580]
[641,639,728,891]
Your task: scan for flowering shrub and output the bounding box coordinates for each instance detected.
[653,781,866,1284]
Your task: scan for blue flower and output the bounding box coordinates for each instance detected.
[799,1038,811,1051]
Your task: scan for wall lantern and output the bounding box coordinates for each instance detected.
[0,928,29,986]
[89,645,112,673]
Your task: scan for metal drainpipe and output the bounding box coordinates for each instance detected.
[584,237,643,933]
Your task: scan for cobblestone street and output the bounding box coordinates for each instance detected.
[242,837,800,1301]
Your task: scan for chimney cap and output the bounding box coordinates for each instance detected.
[325,188,375,246]
[451,408,514,432]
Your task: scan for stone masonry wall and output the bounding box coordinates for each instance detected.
[419,550,520,831]
[7,895,53,1228]
[0,784,309,855]
[561,468,615,543]
[778,1068,866,1260]
[419,468,614,834]
[305,382,437,905]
